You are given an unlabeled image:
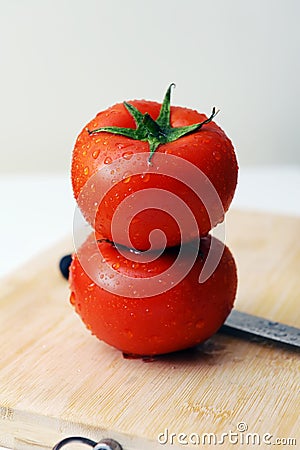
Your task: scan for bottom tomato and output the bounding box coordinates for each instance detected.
[69,234,237,356]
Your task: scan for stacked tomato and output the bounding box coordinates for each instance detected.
[69,85,238,356]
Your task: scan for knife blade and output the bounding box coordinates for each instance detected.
[220,309,300,349]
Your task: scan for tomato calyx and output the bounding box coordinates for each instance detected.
[88,83,219,163]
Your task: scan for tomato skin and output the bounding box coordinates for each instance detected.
[71,100,238,251]
[69,234,237,356]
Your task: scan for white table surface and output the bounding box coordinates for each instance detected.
[0,165,300,448]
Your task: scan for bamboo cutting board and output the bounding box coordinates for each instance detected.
[0,209,299,450]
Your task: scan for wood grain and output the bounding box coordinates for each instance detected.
[0,210,299,450]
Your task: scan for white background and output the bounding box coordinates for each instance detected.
[0,0,300,172]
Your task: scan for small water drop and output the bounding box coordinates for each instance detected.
[125,330,133,338]
[123,172,131,183]
[104,156,112,164]
[141,173,150,183]
[112,262,120,270]
[122,151,133,160]
[213,150,221,160]
[70,292,76,306]
[92,149,100,159]
[196,319,205,329]
[83,166,89,176]
[129,247,142,255]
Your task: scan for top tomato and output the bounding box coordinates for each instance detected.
[71,85,238,251]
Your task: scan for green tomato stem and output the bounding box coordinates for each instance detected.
[88,84,218,163]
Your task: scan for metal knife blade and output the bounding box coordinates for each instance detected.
[220,310,300,349]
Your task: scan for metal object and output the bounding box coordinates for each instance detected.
[52,436,122,450]
[94,439,123,450]
[221,310,300,348]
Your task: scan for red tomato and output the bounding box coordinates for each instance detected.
[71,86,238,251]
[69,234,237,356]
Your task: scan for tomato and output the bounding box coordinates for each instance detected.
[69,234,237,356]
[71,85,238,251]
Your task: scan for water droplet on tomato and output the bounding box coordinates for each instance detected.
[125,329,133,338]
[141,173,150,183]
[92,149,100,159]
[83,166,89,176]
[129,247,142,255]
[82,150,87,156]
[70,292,76,306]
[122,151,133,160]
[122,172,131,183]
[196,319,205,329]
[213,150,221,160]
[104,156,112,164]
[112,262,120,270]
[87,282,95,291]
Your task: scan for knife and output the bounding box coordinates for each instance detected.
[221,309,300,349]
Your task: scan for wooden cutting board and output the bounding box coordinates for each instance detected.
[0,209,299,450]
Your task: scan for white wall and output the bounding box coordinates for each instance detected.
[0,0,299,173]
